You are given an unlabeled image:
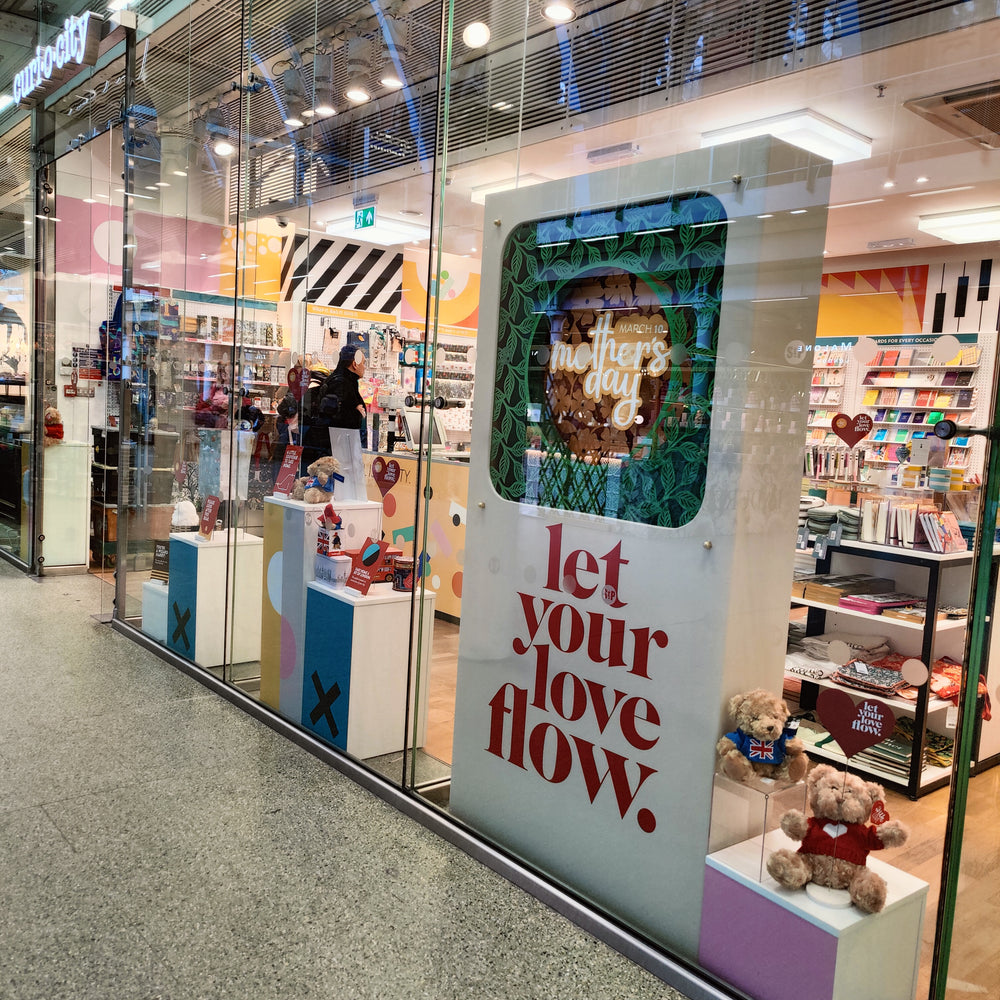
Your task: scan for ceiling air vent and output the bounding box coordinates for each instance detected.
[905,82,1000,150]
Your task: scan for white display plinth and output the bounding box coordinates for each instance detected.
[260,495,382,721]
[302,580,433,758]
[42,440,90,567]
[141,579,169,643]
[699,831,928,1000]
[167,530,263,667]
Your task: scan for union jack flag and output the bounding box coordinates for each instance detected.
[749,738,776,761]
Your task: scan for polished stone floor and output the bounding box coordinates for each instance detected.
[0,560,687,1000]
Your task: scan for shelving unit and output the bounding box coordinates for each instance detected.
[789,538,996,799]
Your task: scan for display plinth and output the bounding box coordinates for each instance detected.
[42,440,91,566]
[167,530,263,667]
[708,771,808,880]
[141,579,168,643]
[259,495,382,721]
[699,831,928,1000]
[302,580,433,759]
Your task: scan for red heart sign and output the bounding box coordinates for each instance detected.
[816,688,895,759]
[371,457,401,497]
[870,800,890,825]
[831,413,873,448]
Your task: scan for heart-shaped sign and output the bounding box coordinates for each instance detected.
[816,688,895,759]
[831,412,873,448]
[870,800,890,825]
[371,457,401,497]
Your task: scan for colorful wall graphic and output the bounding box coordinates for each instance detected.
[400,249,480,338]
[817,266,928,338]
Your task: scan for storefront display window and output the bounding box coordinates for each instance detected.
[7,0,1000,997]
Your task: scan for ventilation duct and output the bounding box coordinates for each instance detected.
[905,81,1000,151]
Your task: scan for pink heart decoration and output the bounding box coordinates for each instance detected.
[816,688,895,759]
[371,457,401,497]
[870,800,890,825]
[832,412,873,448]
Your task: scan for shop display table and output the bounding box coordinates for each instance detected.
[167,530,263,667]
[259,495,382,722]
[699,831,928,1000]
[302,580,433,759]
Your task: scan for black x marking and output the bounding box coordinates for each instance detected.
[309,671,341,738]
[172,602,191,651]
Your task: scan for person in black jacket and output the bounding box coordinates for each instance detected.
[315,344,367,444]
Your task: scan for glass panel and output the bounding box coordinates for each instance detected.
[0,116,33,566]
[415,1,1000,995]
[46,122,123,617]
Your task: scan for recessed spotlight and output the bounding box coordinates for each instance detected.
[379,70,404,90]
[314,103,336,116]
[145,185,158,191]
[883,180,895,189]
[790,209,807,215]
[83,198,97,204]
[214,140,235,156]
[345,85,371,104]
[757,213,774,219]
[172,169,188,177]
[462,21,491,47]
[915,176,929,184]
[301,108,316,118]
[284,116,305,128]
[542,1,577,23]
[155,181,170,187]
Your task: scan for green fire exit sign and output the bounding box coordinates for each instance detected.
[354,206,376,230]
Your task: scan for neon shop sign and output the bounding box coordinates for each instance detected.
[13,13,101,106]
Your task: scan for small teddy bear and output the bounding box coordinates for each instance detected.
[43,405,64,445]
[766,763,908,914]
[292,454,343,504]
[716,688,808,784]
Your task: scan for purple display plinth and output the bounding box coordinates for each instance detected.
[699,832,928,1000]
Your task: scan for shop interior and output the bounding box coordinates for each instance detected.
[3,0,999,993]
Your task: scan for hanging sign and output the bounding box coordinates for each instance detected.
[13,13,101,107]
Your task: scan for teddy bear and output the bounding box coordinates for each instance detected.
[43,405,64,445]
[765,763,908,914]
[291,454,342,504]
[716,688,808,784]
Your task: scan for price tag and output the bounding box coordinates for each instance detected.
[199,495,221,539]
[946,707,958,730]
[854,661,870,674]
[814,535,829,560]
[828,522,843,544]
[273,446,303,496]
[796,524,809,550]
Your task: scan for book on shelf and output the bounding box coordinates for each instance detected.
[863,388,880,406]
[935,393,953,407]
[875,408,887,421]
[862,371,877,385]
[882,349,900,366]
[898,411,912,423]
[887,408,899,422]
[941,370,959,387]
[955,371,973,386]
[896,348,914,366]
[838,592,925,614]
[873,428,887,442]
[914,390,935,407]
[894,370,911,381]
[961,346,980,365]
[923,371,941,385]
[957,389,974,407]
[878,388,899,405]
[894,429,909,443]
[898,389,916,407]
[918,510,967,553]
[800,574,896,604]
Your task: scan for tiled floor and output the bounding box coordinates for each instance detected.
[0,560,687,1000]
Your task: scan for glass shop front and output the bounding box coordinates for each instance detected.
[3,1,1000,996]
